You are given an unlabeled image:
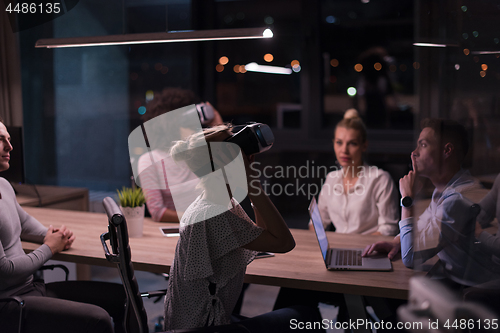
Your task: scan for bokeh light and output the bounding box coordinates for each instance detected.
[330,59,339,67]
[347,87,357,96]
[326,16,337,24]
[374,62,382,71]
[216,64,224,72]
[138,106,146,115]
[264,53,274,62]
[145,90,154,102]
[354,64,363,72]
[219,56,229,65]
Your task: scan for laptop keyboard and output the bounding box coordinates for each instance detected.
[335,250,362,266]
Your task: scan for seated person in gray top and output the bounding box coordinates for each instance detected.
[363,118,500,287]
[0,118,128,333]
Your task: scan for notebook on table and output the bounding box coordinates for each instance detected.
[308,197,392,271]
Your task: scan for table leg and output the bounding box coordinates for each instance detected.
[76,264,91,280]
[344,294,370,333]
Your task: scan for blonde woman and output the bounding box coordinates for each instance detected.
[317,109,399,235]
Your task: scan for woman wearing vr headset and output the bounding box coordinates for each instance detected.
[163,124,322,332]
[137,88,223,222]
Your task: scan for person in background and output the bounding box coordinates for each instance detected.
[0,118,128,333]
[164,124,322,332]
[355,47,398,129]
[137,87,223,222]
[463,173,500,313]
[363,118,499,288]
[316,109,399,235]
[278,109,399,323]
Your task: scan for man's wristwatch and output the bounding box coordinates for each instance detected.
[400,196,413,208]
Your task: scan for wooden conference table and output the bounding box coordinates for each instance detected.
[21,207,415,300]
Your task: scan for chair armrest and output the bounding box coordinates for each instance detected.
[140,290,167,299]
[39,264,70,281]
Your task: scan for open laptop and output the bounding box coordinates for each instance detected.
[309,197,392,271]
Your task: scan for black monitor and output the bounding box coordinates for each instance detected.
[1,126,25,184]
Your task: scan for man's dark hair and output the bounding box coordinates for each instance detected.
[421,118,469,163]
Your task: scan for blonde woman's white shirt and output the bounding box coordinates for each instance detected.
[317,164,399,235]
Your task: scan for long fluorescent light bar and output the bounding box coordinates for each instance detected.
[245,62,292,75]
[413,43,448,48]
[471,50,500,55]
[35,27,273,48]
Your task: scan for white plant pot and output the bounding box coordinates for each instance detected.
[120,205,145,238]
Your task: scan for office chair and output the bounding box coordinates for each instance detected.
[0,265,70,333]
[398,276,498,333]
[101,197,250,333]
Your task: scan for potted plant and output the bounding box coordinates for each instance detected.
[117,186,146,237]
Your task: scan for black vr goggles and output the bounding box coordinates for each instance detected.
[224,122,274,156]
[194,104,274,156]
[195,103,215,126]
[191,122,274,178]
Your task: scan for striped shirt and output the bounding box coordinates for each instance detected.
[137,149,201,221]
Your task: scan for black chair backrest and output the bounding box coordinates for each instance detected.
[101,197,149,333]
[101,197,250,333]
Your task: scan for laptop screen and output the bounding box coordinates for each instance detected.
[308,198,329,261]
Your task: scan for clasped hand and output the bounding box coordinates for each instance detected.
[43,225,76,254]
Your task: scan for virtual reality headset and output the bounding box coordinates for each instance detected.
[195,103,215,126]
[225,122,274,156]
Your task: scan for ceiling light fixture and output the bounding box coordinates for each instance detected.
[413,43,449,48]
[35,27,273,48]
[471,50,500,55]
[245,62,292,75]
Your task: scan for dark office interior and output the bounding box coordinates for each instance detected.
[1,0,500,330]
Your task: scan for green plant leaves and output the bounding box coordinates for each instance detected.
[116,187,145,208]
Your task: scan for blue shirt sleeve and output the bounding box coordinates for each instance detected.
[399,217,414,268]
